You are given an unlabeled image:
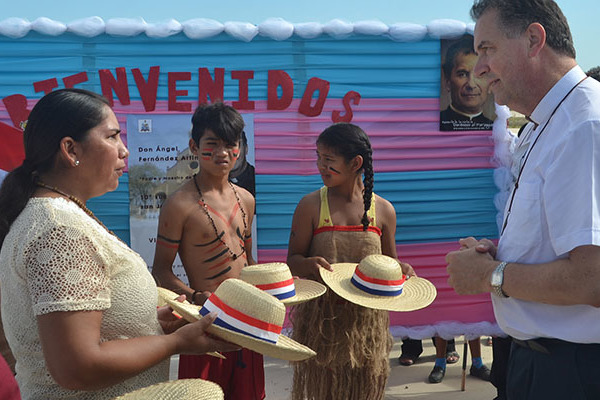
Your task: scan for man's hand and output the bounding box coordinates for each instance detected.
[446,242,496,295]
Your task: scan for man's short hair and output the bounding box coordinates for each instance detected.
[443,35,476,79]
[587,66,600,82]
[470,0,575,59]
[191,102,244,145]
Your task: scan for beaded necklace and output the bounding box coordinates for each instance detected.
[36,180,122,241]
[192,174,248,261]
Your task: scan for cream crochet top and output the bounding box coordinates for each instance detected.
[0,197,169,399]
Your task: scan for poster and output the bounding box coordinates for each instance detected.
[440,34,495,131]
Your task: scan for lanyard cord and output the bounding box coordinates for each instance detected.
[500,76,588,235]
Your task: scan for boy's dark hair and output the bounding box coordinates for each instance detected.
[470,0,575,59]
[191,102,244,146]
[317,123,374,231]
[443,35,476,79]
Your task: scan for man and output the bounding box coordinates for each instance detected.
[152,102,264,400]
[440,34,494,131]
[446,1,600,398]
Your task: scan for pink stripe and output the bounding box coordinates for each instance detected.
[2,98,494,174]
[258,241,497,327]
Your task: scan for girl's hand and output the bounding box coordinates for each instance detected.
[309,256,333,273]
[399,261,416,278]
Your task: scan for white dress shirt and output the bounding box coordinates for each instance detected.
[494,66,600,343]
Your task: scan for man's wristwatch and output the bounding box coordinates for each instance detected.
[490,261,509,298]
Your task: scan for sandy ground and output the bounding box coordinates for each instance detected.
[170,337,497,399]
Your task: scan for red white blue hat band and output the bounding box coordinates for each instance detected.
[255,278,296,300]
[200,294,282,344]
[350,267,406,297]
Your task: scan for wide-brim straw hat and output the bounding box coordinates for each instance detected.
[165,279,316,361]
[114,379,224,399]
[239,262,327,306]
[319,254,437,312]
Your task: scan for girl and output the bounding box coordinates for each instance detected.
[287,123,414,400]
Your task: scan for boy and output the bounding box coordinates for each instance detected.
[152,102,263,400]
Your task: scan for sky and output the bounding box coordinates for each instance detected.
[2,0,598,71]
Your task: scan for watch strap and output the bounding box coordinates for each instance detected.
[492,261,509,298]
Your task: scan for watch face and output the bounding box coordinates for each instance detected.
[491,270,502,286]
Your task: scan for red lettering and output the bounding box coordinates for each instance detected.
[2,94,30,129]
[99,68,131,106]
[33,78,58,95]
[132,66,160,112]
[267,70,293,110]
[62,72,89,88]
[0,121,25,171]
[198,68,224,104]
[168,71,192,112]
[332,90,361,123]
[231,70,255,110]
[298,77,330,117]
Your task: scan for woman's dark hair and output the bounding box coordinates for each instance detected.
[317,123,374,231]
[0,88,110,247]
[191,102,244,146]
[470,0,575,59]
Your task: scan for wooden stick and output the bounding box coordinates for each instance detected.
[461,336,468,391]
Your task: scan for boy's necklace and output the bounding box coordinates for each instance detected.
[36,181,123,242]
[192,174,248,261]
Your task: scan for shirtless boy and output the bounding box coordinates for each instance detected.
[152,102,263,399]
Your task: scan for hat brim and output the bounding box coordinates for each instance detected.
[115,378,224,399]
[281,278,327,306]
[165,299,316,362]
[158,288,225,359]
[157,287,189,307]
[319,263,437,312]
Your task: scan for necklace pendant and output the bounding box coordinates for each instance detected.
[232,254,237,261]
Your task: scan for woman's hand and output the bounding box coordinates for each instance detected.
[157,294,187,334]
[172,312,240,355]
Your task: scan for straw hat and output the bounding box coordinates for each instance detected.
[165,279,317,361]
[239,263,327,306]
[319,254,436,312]
[114,379,224,399]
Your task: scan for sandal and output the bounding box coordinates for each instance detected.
[398,354,419,366]
[446,350,460,364]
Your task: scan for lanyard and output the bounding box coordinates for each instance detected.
[500,76,588,235]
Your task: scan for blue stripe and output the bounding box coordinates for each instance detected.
[350,277,403,297]
[256,169,499,248]
[274,289,296,300]
[0,33,440,99]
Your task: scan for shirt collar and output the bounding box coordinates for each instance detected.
[449,103,484,119]
[528,65,586,129]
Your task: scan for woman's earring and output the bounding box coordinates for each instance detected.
[74,160,80,166]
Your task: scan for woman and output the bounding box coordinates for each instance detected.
[287,123,414,400]
[0,89,237,399]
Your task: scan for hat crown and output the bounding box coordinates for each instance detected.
[358,254,402,280]
[239,262,292,285]
[212,278,286,326]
